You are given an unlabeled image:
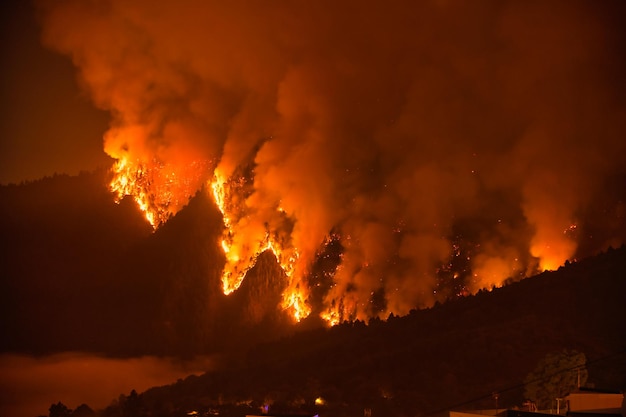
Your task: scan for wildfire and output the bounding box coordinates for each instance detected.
[210,171,231,228]
[110,157,171,228]
[320,310,340,327]
[211,169,249,294]
[530,224,577,272]
[210,170,311,321]
[110,156,208,228]
[110,157,312,321]
[111,158,579,326]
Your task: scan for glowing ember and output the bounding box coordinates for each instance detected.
[320,310,341,327]
[280,279,311,322]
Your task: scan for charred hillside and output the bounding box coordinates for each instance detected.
[130,246,626,417]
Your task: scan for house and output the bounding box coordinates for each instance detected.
[566,388,624,417]
[449,389,625,417]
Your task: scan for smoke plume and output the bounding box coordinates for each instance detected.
[38,0,626,321]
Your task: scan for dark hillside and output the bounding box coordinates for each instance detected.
[0,171,298,355]
[2,171,625,416]
[0,171,154,354]
[133,246,626,417]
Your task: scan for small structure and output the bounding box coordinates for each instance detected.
[566,388,624,416]
[450,410,553,417]
[450,389,624,417]
[246,415,319,417]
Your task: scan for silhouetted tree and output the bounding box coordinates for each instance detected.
[49,402,72,417]
[72,404,95,417]
[122,389,144,417]
[524,349,588,410]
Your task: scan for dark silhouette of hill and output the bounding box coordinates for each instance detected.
[0,170,152,354]
[0,170,297,356]
[117,246,626,417]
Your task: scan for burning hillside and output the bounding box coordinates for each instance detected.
[38,0,626,323]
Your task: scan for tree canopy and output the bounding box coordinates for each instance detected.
[524,349,588,410]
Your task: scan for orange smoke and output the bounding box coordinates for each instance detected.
[39,0,626,324]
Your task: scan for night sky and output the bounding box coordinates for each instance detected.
[1,0,626,416]
[0,0,111,185]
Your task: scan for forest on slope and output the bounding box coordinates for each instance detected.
[100,246,626,417]
[2,171,625,417]
[0,171,298,357]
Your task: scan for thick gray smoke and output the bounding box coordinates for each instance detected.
[39,0,626,320]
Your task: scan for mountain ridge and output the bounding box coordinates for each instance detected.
[127,245,626,417]
[1,170,624,359]
[1,170,625,416]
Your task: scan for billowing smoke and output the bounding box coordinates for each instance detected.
[38,0,626,321]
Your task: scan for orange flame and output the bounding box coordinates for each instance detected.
[320,310,340,327]
[211,170,248,294]
[530,223,578,272]
[110,156,208,228]
[282,288,310,322]
[210,170,311,321]
[111,157,581,326]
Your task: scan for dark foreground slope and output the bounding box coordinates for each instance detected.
[112,246,626,417]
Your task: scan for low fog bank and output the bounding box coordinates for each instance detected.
[0,352,214,417]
